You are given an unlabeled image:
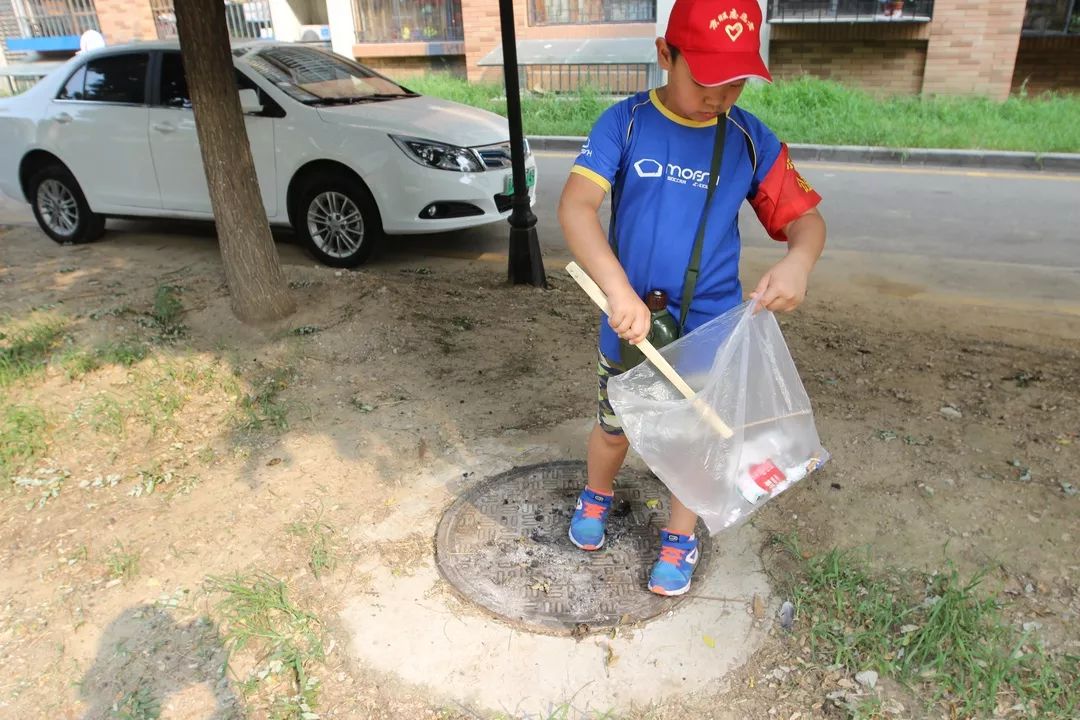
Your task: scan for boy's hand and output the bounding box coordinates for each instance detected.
[751,255,811,313]
[608,286,651,345]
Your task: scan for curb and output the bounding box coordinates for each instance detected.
[528,136,1080,173]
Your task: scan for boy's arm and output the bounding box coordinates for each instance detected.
[558,173,651,345]
[751,207,826,313]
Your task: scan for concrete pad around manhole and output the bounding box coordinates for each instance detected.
[341,461,772,716]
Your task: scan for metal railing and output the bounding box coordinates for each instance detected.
[768,0,934,22]
[150,0,274,40]
[352,0,463,43]
[10,0,98,37]
[519,63,654,93]
[1022,0,1079,34]
[528,0,655,25]
[1,0,23,60]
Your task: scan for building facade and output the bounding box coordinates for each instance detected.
[1,0,1077,100]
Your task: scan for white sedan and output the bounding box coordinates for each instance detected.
[0,41,537,267]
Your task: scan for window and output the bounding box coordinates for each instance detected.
[80,53,149,104]
[352,0,463,42]
[767,0,935,23]
[160,52,191,108]
[1023,0,1080,34]
[528,0,655,26]
[243,45,411,103]
[157,52,283,116]
[57,66,88,100]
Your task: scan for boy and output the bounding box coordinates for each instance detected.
[558,0,826,596]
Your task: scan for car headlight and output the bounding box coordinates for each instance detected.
[391,135,484,173]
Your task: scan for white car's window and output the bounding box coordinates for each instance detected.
[58,66,88,101]
[57,53,149,104]
[157,51,282,117]
[160,52,192,109]
[242,46,416,105]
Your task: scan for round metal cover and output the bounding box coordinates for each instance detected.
[435,461,709,635]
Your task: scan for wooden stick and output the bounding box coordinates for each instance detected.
[739,409,813,431]
[565,262,734,439]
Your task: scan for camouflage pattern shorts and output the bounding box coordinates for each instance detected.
[596,350,626,436]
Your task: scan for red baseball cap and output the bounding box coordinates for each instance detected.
[665,0,772,87]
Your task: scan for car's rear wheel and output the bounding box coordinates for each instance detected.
[295,171,382,268]
[28,163,105,245]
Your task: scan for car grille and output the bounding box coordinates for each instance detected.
[476,139,530,170]
[493,194,513,213]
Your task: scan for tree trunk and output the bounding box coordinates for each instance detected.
[174,0,295,323]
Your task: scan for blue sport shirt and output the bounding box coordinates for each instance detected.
[571,89,820,362]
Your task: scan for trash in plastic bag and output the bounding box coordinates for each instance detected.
[607,300,828,532]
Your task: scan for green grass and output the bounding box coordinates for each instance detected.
[287,514,337,579]
[1,403,48,480]
[98,339,149,367]
[140,285,187,342]
[111,687,160,720]
[788,544,1079,718]
[59,347,102,379]
[0,316,67,387]
[130,365,186,437]
[105,544,141,582]
[57,338,148,380]
[76,393,126,438]
[404,74,1080,153]
[234,366,295,432]
[206,572,323,718]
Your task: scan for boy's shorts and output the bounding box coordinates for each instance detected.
[597,350,626,436]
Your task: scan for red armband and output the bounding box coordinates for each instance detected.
[749,144,822,241]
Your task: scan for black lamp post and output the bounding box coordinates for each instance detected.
[498,0,547,287]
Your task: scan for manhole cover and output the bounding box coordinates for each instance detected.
[435,461,709,635]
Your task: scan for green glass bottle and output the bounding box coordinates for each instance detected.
[619,290,680,370]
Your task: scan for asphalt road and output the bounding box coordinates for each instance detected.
[406,151,1080,270]
[3,152,1078,271]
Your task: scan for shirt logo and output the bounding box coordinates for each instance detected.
[633,158,712,189]
[634,158,664,178]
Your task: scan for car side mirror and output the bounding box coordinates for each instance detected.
[239,88,263,115]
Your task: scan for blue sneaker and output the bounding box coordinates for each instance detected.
[568,487,613,551]
[648,530,700,596]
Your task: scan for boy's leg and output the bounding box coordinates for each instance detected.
[586,422,628,494]
[589,349,629,492]
[666,496,698,536]
[569,352,627,551]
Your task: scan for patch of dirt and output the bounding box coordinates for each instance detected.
[0,224,1077,719]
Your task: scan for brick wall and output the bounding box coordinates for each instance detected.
[358,54,466,79]
[922,0,1027,100]
[96,0,157,45]
[768,24,930,96]
[1011,36,1080,95]
[461,0,521,82]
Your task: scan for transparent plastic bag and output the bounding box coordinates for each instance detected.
[607,300,829,532]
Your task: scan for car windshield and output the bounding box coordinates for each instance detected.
[241,45,415,104]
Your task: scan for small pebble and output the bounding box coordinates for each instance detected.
[855,670,878,689]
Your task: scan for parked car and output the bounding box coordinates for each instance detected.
[0,41,537,267]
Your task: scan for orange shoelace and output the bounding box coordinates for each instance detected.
[581,502,607,520]
[659,545,687,566]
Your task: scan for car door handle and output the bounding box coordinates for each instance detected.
[152,122,176,134]
[53,113,72,124]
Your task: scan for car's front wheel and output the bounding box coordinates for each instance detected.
[295,171,382,268]
[28,163,105,245]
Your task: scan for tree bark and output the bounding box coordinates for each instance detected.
[174,0,295,323]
